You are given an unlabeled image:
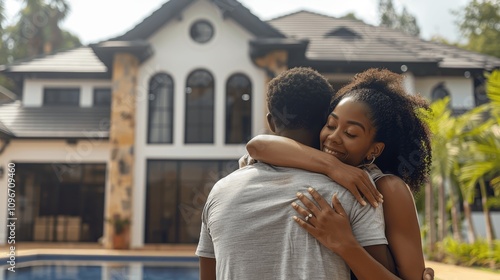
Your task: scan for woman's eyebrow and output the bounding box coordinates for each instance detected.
[330,113,366,132]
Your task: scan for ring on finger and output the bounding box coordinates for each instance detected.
[305,213,313,222]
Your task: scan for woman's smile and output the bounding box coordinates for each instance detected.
[322,145,348,160]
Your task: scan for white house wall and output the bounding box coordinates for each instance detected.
[0,140,110,245]
[132,0,266,247]
[22,79,112,107]
[414,76,474,109]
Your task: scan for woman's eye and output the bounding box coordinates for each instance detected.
[345,132,356,138]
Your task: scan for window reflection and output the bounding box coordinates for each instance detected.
[145,160,237,243]
[185,70,214,144]
[148,73,174,143]
[226,74,252,143]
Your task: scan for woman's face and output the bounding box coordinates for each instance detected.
[319,97,382,166]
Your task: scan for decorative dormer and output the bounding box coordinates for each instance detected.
[325,27,361,39]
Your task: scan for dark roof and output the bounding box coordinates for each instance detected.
[268,11,500,71]
[249,38,309,61]
[115,0,285,40]
[90,40,154,69]
[0,119,13,138]
[0,101,110,138]
[0,47,109,78]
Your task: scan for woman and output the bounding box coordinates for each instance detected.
[246,68,433,280]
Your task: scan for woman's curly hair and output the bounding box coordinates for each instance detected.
[331,68,432,192]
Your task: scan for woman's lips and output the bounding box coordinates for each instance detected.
[322,146,346,158]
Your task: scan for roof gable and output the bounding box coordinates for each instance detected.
[115,0,285,40]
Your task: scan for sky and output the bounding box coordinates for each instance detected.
[4,0,471,45]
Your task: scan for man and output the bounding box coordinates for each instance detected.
[195,67,389,279]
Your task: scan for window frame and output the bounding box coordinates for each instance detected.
[43,88,80,106]
[225,73,252,144]
[93,87,112,107]
[147,72,175,144]
[184,69,215,144]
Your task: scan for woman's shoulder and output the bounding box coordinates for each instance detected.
[376,174,416,207]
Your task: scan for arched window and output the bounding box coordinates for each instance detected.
[431,82,450,102]
[148,73,174,143]
[226,74,252,144]
[185,69,214,143]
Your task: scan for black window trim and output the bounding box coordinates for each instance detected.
[147,72,175,144]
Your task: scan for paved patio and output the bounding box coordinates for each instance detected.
[2,243,499,279]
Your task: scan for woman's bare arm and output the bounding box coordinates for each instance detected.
[377,175,427,280]
[247,135,382,207]
[292,188,432,280]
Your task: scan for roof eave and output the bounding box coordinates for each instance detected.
[90,40,154,69]
[250,38,309,61]
[3,71,111,79]
[287,59,442,76]
[9,134,110,140]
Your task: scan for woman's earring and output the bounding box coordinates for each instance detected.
[368,155,376,165]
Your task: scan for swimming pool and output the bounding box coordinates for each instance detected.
[1,255,199,280]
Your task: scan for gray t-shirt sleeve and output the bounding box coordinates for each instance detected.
[347,194,387,247]
[196,197,215,258]
[196,221,215,258]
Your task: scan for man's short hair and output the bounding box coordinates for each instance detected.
[267,67,333,130]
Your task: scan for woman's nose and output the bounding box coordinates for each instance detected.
[327,129,342,144]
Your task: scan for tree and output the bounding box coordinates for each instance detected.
[339,12,361,21]
[0,0,8,64]
[458,70,500,268]
[378,0,420,36]
[454,0,500,57]
[6,0,80,61]
[427,97,463,252]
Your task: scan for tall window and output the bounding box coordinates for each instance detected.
[15,163,106,242]
[148,73,174,144]
[145,160,238,243]
[226,74,252,143]
[43,88,80,106]
[431,83,450,102]
[185,69,214,144]
[93,88,111,107]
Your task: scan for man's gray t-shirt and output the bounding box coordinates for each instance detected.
[196,163,387,280]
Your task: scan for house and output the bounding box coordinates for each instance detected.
[1,0,499,248]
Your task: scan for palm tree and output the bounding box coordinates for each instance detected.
[8,0,79,59]
[459,69,500,268]
[460,124,499,243]
[44,0,70,53]
[428,97,463,249]
[427,97,490,246]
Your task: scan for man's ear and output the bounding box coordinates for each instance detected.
[266,113,276,133]
[367,142,385,160]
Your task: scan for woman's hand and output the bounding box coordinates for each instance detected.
[238,153,256,168]
[423,267,434,280]
[325,157,383,208]
[292,187,358,255]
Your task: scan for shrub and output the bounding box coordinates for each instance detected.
[437,237,500,269]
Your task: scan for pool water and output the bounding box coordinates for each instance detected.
[1,256,199,280]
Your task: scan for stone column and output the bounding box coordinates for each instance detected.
[103,53,139,249]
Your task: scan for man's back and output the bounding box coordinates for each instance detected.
[196,163,386,280]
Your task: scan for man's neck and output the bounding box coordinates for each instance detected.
[277,129,319,150]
